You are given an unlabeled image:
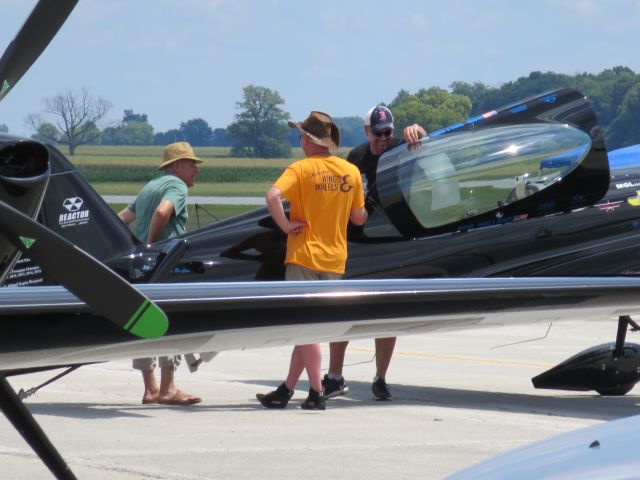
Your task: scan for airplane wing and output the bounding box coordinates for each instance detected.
[8,277,640,480]
[6,275,640,480]
[2,276,640,370]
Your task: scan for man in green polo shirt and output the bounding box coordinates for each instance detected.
[118,141,202,405]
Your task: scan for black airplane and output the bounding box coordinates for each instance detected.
[4,1,640,479]
[7,18,640,401]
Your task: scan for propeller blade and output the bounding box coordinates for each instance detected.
[0,198,168,339]
[0,0,78,102]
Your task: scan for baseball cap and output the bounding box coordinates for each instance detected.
[364,106,394,133]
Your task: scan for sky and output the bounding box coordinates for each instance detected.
[1,0,639,137]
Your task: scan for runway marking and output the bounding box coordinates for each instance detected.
[335,345,554,369]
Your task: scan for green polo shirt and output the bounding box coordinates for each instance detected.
[128,174,188,242]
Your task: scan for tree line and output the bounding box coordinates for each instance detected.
[23,66,640,156]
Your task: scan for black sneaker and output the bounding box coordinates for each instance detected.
[256,383,294,409]
[322,374,349,399]
[372,378,392,400]
[301,388,326,410]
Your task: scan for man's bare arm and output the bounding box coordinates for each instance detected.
[266,186,306,235]
[117,207,136,225]
[350,207,368,226]
[146,199,174,243]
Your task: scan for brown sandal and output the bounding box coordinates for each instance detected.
[157,390,201,405]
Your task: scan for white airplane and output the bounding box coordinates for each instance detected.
[446,413,640,479]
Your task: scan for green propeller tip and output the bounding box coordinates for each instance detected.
[0,79,10,96]
[125,301,169,339]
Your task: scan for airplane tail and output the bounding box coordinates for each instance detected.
[2,143,139,287]
[0,139,50,284]
[40,145,139,257]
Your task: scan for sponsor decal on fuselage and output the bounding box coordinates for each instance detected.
[3,256,44,286]
[458,213,527,232]
[595,200,624,213]
[616,181,640,190]
[627,191,640,207]
[58,196,91,228]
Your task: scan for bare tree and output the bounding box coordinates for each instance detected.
[30,87,112,155]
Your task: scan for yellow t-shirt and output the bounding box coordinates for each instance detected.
[274,155,365,274]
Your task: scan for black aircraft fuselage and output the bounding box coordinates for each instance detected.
[3,87,638,288]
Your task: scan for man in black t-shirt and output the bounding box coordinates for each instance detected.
[324,105,427,401]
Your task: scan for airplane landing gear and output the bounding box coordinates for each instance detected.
[532,315,640,396]
[0,373,76,479]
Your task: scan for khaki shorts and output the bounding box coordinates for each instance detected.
[132,355,181,372]
[285,263,342,281]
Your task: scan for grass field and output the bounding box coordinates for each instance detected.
[109,203,259,232]
[67,146,273,231]
[60,145,353,166]
[93,181,272,196]
[57,145,353,189]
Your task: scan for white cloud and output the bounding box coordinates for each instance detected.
[409,12,429,29]
[558,0,599,15]
[319,9,348,28]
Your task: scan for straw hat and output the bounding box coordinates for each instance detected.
[158,142,203,170]
[288,111,340,149]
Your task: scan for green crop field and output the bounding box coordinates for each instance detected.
[61,145,352,167]
[93,181,273,196]
[56,145,353,192]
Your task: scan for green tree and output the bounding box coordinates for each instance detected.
[123,109,148,124]
[389,87,472,133]
[577,67,639,128]
[154,128,183,145]
[334,116,366,147]
[101,121,154,145]
[100,109,154,145]
[450,81,497,114]
[211,128,230,146]
[82,121,102,145]
[227,85,291,158]
[451,72,570,116]
[450,67,640,149]
[30,121,60,143]
[0,124,8,133]
[179,118,213,146]
[605,81,640,148]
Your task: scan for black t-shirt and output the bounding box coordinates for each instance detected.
[347,137,404,202]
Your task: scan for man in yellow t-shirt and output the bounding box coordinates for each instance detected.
[256,111,367,410]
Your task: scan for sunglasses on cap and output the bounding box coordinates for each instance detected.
[372,129,393,138]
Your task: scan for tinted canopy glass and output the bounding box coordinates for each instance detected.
[396,123,591,229]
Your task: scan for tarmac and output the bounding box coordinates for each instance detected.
[2,317,639,479]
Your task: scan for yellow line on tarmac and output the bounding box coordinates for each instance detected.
[327,345,554,369]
